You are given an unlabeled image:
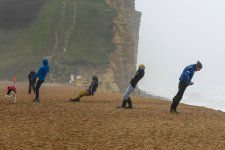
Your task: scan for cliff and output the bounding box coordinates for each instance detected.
[0,0,141,92]
[104,0,141,92]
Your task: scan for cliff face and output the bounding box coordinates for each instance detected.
[104,0,141,91]
[0,0,141,92]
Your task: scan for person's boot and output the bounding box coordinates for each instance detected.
[117,99,127,108]
[170,106,179,113]
[36,98,40,103]
[126,97,132,109]
[33,98,39,102]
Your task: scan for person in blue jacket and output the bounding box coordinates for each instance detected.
[170,61,202,113]
[32,58,49,102]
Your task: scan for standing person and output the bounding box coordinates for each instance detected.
[170,61,203,113]
[31,58,49,102]
[28,70,36,94]
[70,75,98,102]
[117,64,145,109]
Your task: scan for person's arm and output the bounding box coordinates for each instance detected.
[32,67,42,80]
[183,67,194,85]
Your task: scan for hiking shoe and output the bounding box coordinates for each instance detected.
[117,105,126,108]
[117,99,127,108]
[170,109,179,113]
[126,105,133,109]
[33,98,39,102]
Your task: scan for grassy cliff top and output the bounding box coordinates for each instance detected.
[0,0,116,80]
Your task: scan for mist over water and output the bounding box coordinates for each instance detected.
[135,0,225,111]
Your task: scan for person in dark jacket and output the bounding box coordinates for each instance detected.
[32,58,49,102]
[28,70,36,94]
[170,61,203,113]
[70,75,98,102]
[117,64,145,109]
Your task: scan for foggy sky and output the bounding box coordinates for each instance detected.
[135,0,225,109]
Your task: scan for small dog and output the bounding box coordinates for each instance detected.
[5,85,17,104]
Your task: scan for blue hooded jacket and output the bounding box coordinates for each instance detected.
[32,59,49,81]
[179,64,196,84]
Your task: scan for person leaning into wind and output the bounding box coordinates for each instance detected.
[117,64,145,109]
[31,58,49,102]
[170,61,203,113]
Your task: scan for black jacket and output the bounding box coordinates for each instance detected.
[130,69,145,88]
[88,80,98,95]
[28,71,37,82]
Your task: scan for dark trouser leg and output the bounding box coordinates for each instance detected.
[171,82,188,111]
[32,82,36,94]
[28,82,32,94]
[70,90,90,102]
[35,80,44,99]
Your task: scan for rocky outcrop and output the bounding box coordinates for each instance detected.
[0,0,141,93]
[103,0,141,92]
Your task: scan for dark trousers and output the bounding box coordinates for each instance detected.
[29,81,36,94]
[171,82,188,110]
[35,80,44,99]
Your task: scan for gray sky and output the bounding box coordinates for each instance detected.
[135,0,225,110]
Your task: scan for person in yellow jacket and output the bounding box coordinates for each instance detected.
[117,64,145,109]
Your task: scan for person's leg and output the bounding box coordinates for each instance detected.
[70,90,90,102]
[123,84,135,100]
[35,80,44,101]
[126,97,133,108]
[32,81,36,94]
[170,82,187,112]
[118,84,134,108]
[28,82,32,94]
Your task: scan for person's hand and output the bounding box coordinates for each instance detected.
[189,82,194,86]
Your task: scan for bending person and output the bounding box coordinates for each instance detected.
[117,64,145,109]
[32,58,49,102]
[170,61,202,113]
[70,75,98,102]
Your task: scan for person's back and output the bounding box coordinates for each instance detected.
[7,85,16,94]
[130,68,145,88]
[32,59,49,81]
[179,64,196,84]
[88,76,98,95]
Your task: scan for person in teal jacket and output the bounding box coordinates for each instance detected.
[32,58,49,102]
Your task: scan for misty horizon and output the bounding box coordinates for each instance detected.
[135,0,225,111]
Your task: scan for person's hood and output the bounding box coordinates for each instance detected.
[42,59,48,66]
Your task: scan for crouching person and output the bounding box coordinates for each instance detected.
[117,64,145,109]
[70,75,98,102]
[5,85,17,103]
